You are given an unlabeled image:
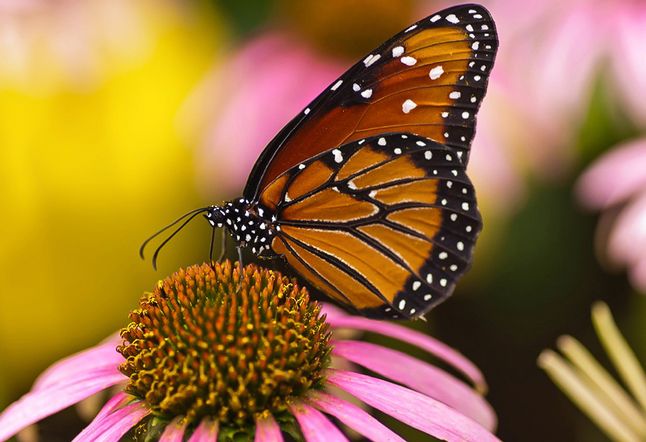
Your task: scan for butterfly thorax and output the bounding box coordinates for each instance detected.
[205,199,277,255]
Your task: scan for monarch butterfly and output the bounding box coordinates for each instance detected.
[142,4,498,319]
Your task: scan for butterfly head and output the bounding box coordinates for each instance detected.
[204,205,226,228]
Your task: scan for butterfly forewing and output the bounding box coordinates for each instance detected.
[263,133,481,318]
[244,4,498,200]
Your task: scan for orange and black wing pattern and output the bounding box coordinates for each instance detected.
[244,4,498,200]
[260,133,481,319]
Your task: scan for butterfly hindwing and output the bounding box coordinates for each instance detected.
[263,133,482,318]
[244,4,498,200]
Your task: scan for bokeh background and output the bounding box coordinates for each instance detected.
[1,0,645,440]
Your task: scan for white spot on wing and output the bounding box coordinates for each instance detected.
[429,65,444,80]
[392,46,404,57]
[363,53,381,67]
[449,91,461,99]
[361,88,373,98]
[405,24,417,32]
[401,56,417,66]
[402,99,417,114]
[378,137,387,146]
[430,14,441,22]
[445,14,459,23]
[331,80,343,91]
[332,149,343,163]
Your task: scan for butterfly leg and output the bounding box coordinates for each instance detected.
[235,246,245,289]
[216,229,227,262]
[208,226,217,265]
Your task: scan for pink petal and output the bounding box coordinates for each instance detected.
[324,310,486,391]
[160,417,187,442]
[327,370,500,442]
[33,335,123,391]
[0,367,125,441]
[93,391,130,422]
[254,414,283,442]
[576,138,646,209]
[612,5,646,126]
[309,391,404,442]
[290,401,348,442]
[73,400,149,442]
[188,419,219,442]
[332,340,496,431]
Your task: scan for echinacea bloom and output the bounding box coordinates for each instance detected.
[576,139,646,293]
[538,302,646,441]
[0,261,498,441]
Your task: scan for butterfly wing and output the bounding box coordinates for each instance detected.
[244,4,498,200]
[260,133,481,319]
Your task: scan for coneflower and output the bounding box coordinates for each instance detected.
[0,261,498,441]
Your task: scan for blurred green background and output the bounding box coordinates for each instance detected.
[1,0,645,441]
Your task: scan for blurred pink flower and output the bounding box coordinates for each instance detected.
[427,0,646,183]
[0,303,498,441]
[577,138,646,292]
[191,32,344,196]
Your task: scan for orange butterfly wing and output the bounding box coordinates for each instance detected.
[244,4,497,200]
[262,133,480,318]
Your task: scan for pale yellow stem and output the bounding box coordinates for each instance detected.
[592,302,646,412]
[538,350,641,442]
[558,336,646,437]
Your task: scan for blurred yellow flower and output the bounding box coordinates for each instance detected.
[0,0,224,403]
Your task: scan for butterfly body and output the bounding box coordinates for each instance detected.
[206,199,278,257]
[146,4,498,319]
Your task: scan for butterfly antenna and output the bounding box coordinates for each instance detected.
[150,210,207,270]
[139,207,208,259]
